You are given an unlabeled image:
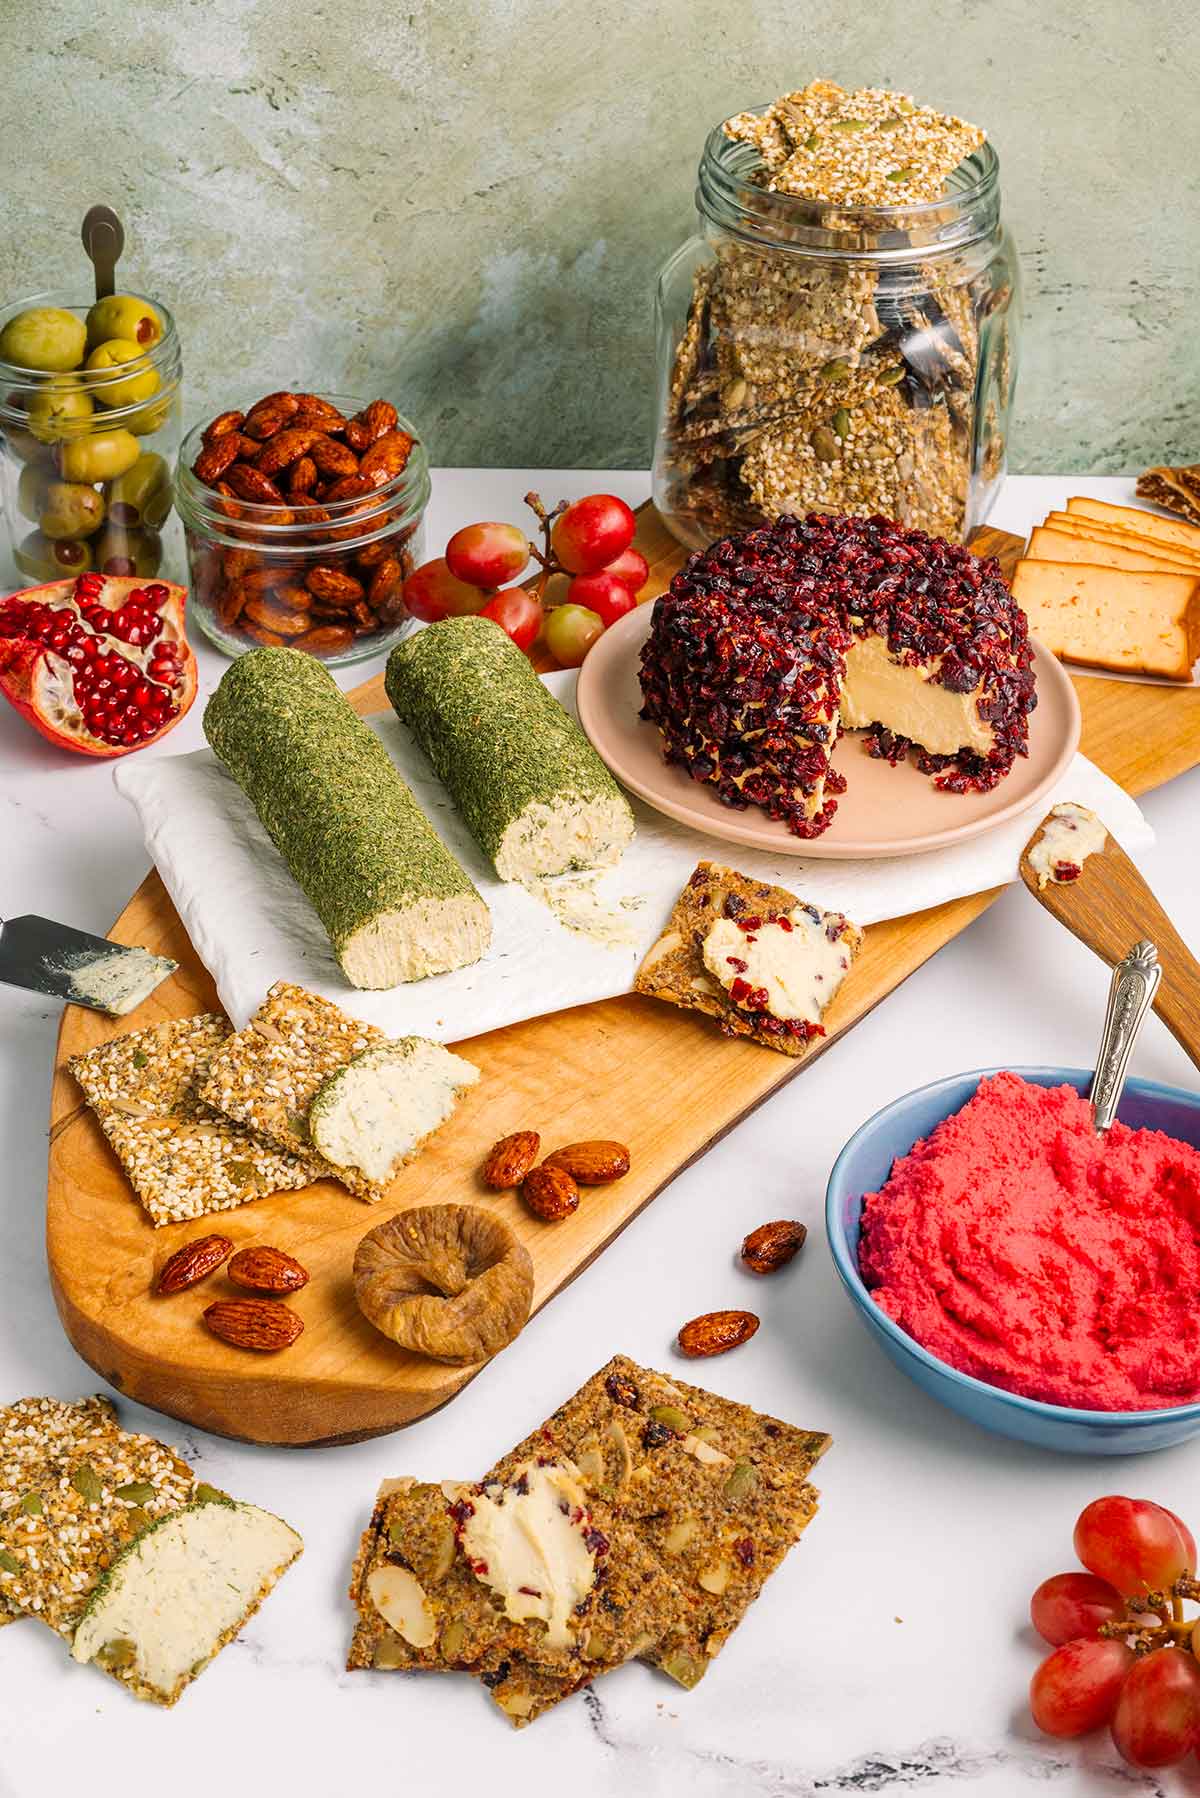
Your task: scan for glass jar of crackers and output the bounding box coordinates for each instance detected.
[652,82,1021,551]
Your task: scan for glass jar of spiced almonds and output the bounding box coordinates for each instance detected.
[652,84,1021,551]
[175,392,429,665]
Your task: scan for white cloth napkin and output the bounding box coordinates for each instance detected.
[114,671,1154,1040]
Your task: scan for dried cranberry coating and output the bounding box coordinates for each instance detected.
[638,512,1037,836]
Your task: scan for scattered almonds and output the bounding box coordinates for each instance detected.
[740,1220,808,1276]
[677,1311,760,1358]
[521,1163,581,1222]
[481,1130,541,1190]
[156,1233,233,1294]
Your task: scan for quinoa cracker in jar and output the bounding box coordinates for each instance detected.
[653,81,1020,550]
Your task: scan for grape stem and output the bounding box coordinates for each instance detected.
[523,491,570,606]
[1098,1578,1200,1656]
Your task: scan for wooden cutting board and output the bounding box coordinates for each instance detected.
[46,509,1200,1446]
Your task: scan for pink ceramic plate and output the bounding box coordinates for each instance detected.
[575,605,1081,859]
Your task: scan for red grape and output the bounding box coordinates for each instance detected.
[566,570,636,628]
[1164,1507,1198,1573]
[1030,1638,1134,1737]
[1031,1572,1125,1647]
[403,558,491,623]
[544,603,603,668]
[479,586,543,652]
[604,546,650,593]
[551,494,636,575]
[1074,1498,1195,1595]
[445,521,529,589]
[1111,1647,1200,1768]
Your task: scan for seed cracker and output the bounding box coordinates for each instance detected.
[489,1355,830,1686]
[0,1400,195,1636]
[199,982,389,1201]
[348,1469,684,1727]
[69,1014,317,1225]
[635,863,862,1058]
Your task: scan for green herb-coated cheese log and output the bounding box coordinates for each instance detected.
[204,648,491,989]
[385,616,635,881]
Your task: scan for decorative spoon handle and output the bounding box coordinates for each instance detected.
[80,205,124,302]
[1090,939,1162,1132]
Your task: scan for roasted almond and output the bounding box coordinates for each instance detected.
[359,429,414,487]
[203,1298,304,1351]
[254,425,323,477]
[291,624,354,655]
[201,409,245,445]
[156,1233,232,1295]
[309,434,360,479]
[288,454,319,497]
[242,391,301,440]
[345,398,399,452]
[227,1244,310,1294]
[306,564,365,605]
[676,1310,759,1358]
[543,1140,630,1185]
[740,1220,807,1276]
[225,463,289,508]
[192,433,242,485]
[482,1130,541,1190]
[521,1163,580,1222]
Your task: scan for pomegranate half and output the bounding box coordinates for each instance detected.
[0,571,197,757]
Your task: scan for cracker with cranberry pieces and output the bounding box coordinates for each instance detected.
[69,1014,318,1224]
[635,862,862,1057]
[198,982,387,1201]
[488,1355,829,1686]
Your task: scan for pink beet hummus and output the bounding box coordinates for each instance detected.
[858,1072,1200,1411]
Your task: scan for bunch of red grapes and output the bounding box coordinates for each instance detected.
[403,491,650,666]
[1031,1496,1200,1769]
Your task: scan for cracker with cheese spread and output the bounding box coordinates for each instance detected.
[635,862,862,1057]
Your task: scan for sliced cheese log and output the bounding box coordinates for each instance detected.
[71,1498,302,1706]
[1065,496,1200,556]
[1045,513,1200,570]
[385,615,634,880]
[204,648,491,988]
[1026,526,1194,576]
[308,1038,480,1184]
[1011,559,1200,679]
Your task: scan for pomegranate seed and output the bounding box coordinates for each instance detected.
[143,584,169,610]
[89,608,112,633]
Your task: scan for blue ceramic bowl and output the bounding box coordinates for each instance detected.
[826,1066,1200,1456]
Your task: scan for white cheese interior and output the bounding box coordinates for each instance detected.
[495,792,635,882]
[341,892,491,989]
[839,634,995,757]
[71,1501,302,1699]
[1029,802,1107,888]
[309,1039,480,1184]
[459,1461,595,1650]
[702,908,853,1025]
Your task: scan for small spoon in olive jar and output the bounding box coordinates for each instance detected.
[80,204,125,301]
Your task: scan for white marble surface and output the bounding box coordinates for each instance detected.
[2,472,1198,1797]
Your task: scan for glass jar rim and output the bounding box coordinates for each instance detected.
[0,286,180,381]
[175,398,430,551]
[696,117,1001,260]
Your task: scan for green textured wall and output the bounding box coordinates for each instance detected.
[4,0,1196,473]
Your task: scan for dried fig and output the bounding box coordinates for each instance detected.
[354,1204,533,1365]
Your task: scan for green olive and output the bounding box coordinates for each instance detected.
[26,377,95,443]
[17,463,54,523]
[125,392,173,437]
[93,523,162,578]
[57,429,140,484]
[15,529,93,580]
[85,339,161,409]
[85,295,163,354]
[107,452,172,530]
[40,480,106,541]
[0,307,86,373]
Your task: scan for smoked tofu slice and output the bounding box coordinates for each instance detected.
[1065,496,1200,557]
[1026,525,1195,577]
[70,1497,302,1706]
[1011,559,1200,680]
[1045,513,1200,570]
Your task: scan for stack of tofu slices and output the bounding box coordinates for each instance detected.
[1012,495,1200,681]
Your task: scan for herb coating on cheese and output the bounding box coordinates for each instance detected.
[204,648,490,988]
[385,616,635,880]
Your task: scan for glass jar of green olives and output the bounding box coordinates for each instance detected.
[175,395,429,665]
[0,287,182,588]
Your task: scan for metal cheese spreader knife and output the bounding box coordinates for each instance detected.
[0,913,176,1015]
[1090,938,1162,1131]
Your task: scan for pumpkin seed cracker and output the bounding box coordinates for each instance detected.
[68,1014,318,1225]
[489,1355,829,1686]
[199,982,390,1201]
